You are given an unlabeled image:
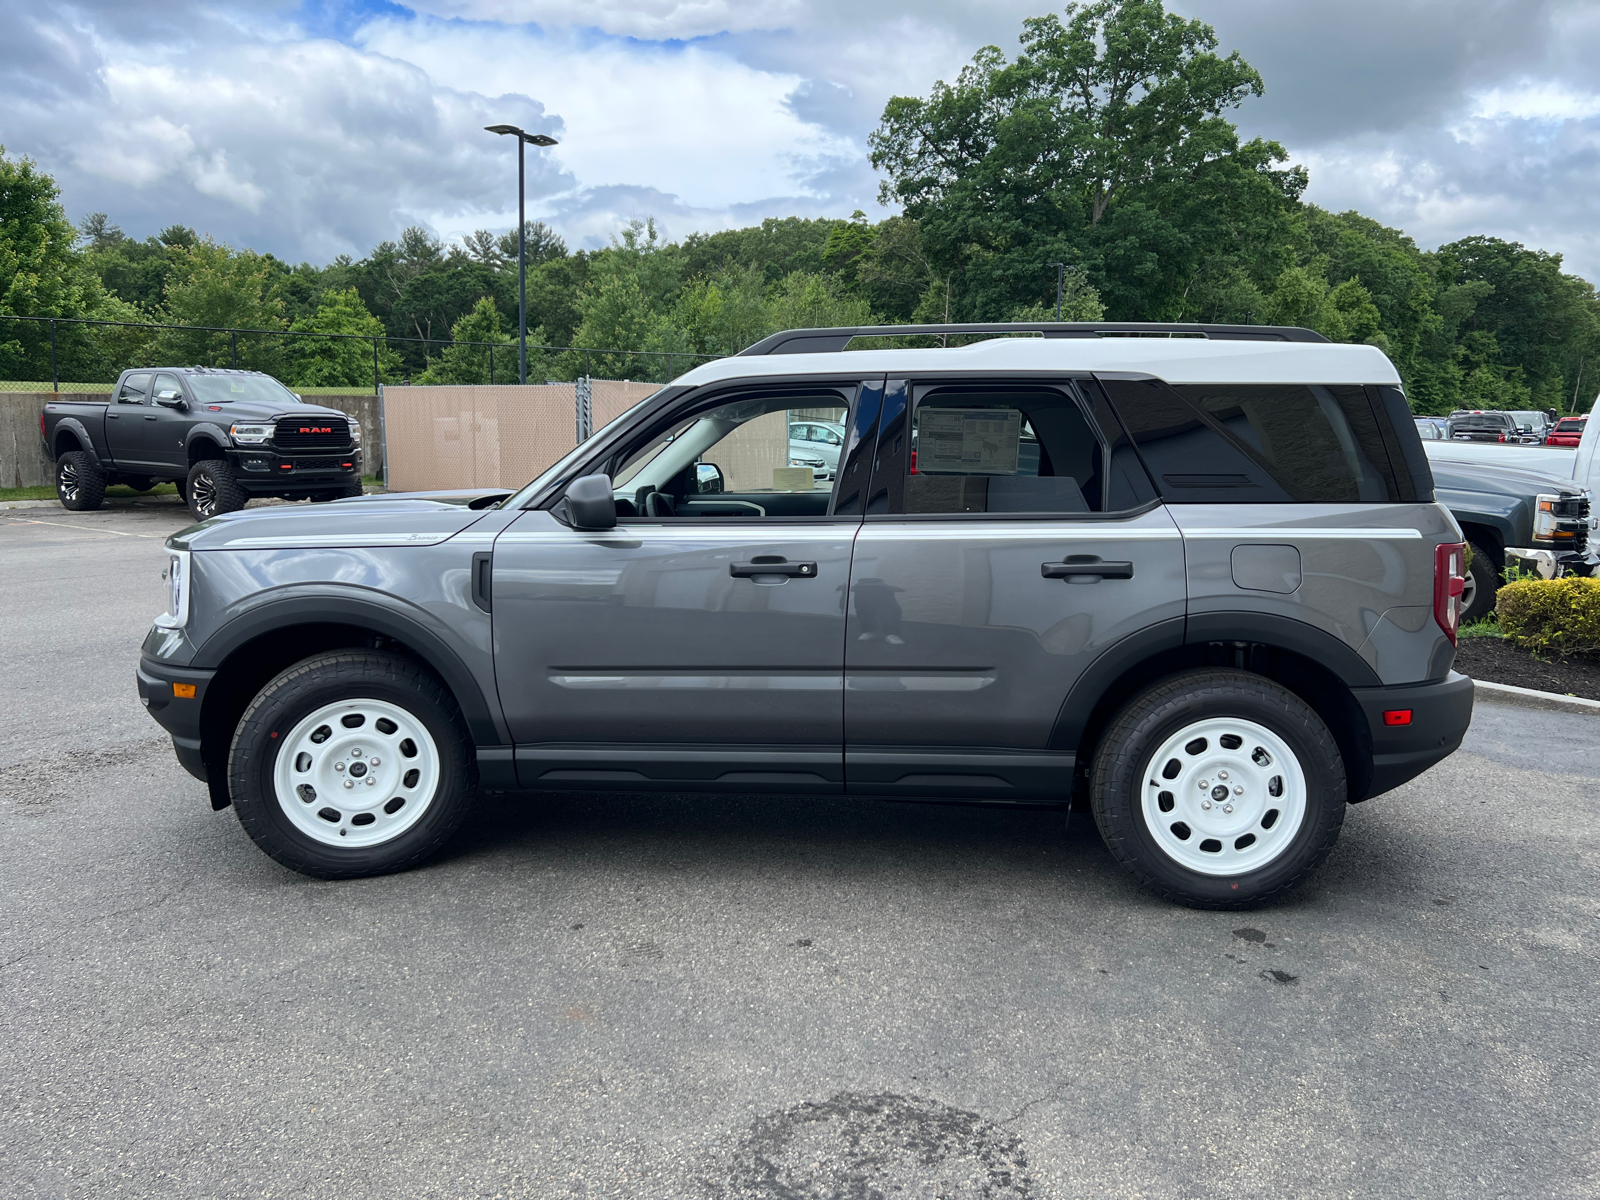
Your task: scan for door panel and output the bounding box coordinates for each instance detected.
[492,509,857,791]
[843,509,1186,793]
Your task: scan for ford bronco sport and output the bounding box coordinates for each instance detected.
[137,323,1474,908]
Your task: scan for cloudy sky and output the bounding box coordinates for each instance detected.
[4,0,1598,278]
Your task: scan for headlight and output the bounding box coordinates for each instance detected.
[1533,493,1580,544]
[348,420,362,445]
[158,549,191,628]
[230,423,274,445]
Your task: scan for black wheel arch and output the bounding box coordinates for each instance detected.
[191,595,505,799]
[1055,613,1380,805]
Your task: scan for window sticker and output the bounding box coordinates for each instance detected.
[917,408,1022,475]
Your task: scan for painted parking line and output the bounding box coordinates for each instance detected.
[0,516,166,539]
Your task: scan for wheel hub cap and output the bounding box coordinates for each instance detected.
[1139,716,1308,876]
[271,698,440,848]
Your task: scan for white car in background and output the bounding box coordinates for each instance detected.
[789,419,846,479]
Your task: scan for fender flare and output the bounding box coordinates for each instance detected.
[185,424,233,463]
[192,589,505,747]
[51,416,99,463]
[1049,612,1382,751]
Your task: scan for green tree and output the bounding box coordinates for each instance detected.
[152,238,287,372]
[868,2,1301,322]
[415,296,514,385]
[0,146,107,381]
[287,286,398,389]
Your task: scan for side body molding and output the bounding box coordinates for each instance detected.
[191,589,508,748]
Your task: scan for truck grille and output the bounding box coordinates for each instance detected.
[272,417,350,451]
[1559,494,1590,555]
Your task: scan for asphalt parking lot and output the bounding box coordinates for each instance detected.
[2,500,1597,1199]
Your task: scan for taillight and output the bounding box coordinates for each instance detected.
[40,411,46,439]
[1497,433,1506,443]
[1434,542,1466,643]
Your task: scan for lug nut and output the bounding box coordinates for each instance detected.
[335,762,345,772]
[1198,780,1209,790]
[1233,785,1243,796]
[370,758,380,767]
[1201,800,1212,810]
[366,778,376,786]
[343,779,354,789]
[1218,770,1229,780]
[1223,804,1234,814]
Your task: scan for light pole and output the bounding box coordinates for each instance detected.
[484,124,559,384]
[1049,262,1066,321]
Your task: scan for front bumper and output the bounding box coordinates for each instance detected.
[227,446,362,493]
[1351,671,1475,801]
[137,655,217,784]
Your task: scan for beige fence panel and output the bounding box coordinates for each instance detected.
[382,381,665,493]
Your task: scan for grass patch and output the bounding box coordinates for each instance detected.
[1,482,182,503]
[1458,613,1503,640]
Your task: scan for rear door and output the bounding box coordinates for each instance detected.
[105,372,154,469]
[842,376,1186,800]
[492,379,883,793]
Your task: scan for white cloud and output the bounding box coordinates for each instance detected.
[1471,80,1600,122]
[400,0,805,39]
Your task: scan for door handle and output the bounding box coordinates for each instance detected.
[143,415,157,421]
[1042,556,1134,580]
[730,557,817,578]
[471,551,492,612]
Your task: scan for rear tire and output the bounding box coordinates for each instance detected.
[228,650,477,879]
[185,459,249,520]
[56,451,106,511]
[1090,669,1346,909]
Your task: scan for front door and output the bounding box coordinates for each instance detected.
[492,380,882,793]
[131,372,192,475]
[843,377,1187,800]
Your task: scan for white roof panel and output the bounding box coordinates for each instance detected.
[672,336,1401,388]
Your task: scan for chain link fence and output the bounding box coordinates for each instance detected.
[0,313,722,394]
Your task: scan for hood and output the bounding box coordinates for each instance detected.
[1428,455,1584,499]
[170,493,500,551]
[194,399,351,423]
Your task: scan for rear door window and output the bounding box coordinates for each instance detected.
[905,387,1105,514]
[116,373,152,404]
[1100,378,1400,503]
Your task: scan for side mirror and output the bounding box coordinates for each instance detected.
[154,389,187,410]
[562,473,617,531]
[695,462,725,494]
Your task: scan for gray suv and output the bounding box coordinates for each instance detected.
[137,322,1474,909]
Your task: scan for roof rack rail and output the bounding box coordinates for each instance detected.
[737,321,1330,356]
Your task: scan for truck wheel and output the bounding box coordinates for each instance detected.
[1459,541,1499,624]
[56,451,106,511]
[228,650,477,879]
[1090,669,1346,910]
[185,459,248,520]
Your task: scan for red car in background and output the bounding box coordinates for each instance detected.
[1547,416,1588,447]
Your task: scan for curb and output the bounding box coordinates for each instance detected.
[1472,678,1600,715]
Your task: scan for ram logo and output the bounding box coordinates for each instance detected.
[299,426,333,434]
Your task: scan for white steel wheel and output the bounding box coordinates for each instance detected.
[271,697,441,848]
[1138,716,1308,876]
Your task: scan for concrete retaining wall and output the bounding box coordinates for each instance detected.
[1,392,383,489]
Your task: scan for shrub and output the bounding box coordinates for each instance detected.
[1495,576,1600,655]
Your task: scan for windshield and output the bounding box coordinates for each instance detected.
[186,374,299,405]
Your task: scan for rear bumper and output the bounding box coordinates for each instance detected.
[136,656,217,783]
[1351,671,1474,800]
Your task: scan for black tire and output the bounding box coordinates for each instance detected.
[118,475,155,492]
[1460,541,1499,624]
[56,451,106,511]
[185,459,249,520]
[1089,669,1347,910]
[228,650,477,879]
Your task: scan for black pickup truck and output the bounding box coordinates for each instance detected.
[41,367,364,521]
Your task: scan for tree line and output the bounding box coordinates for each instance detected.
[2,0,1597,410]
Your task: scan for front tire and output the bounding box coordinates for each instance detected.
[185,459,249,520]
[56,451,106,511]
[1090,669,1346,909]
[228,650,477,879]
